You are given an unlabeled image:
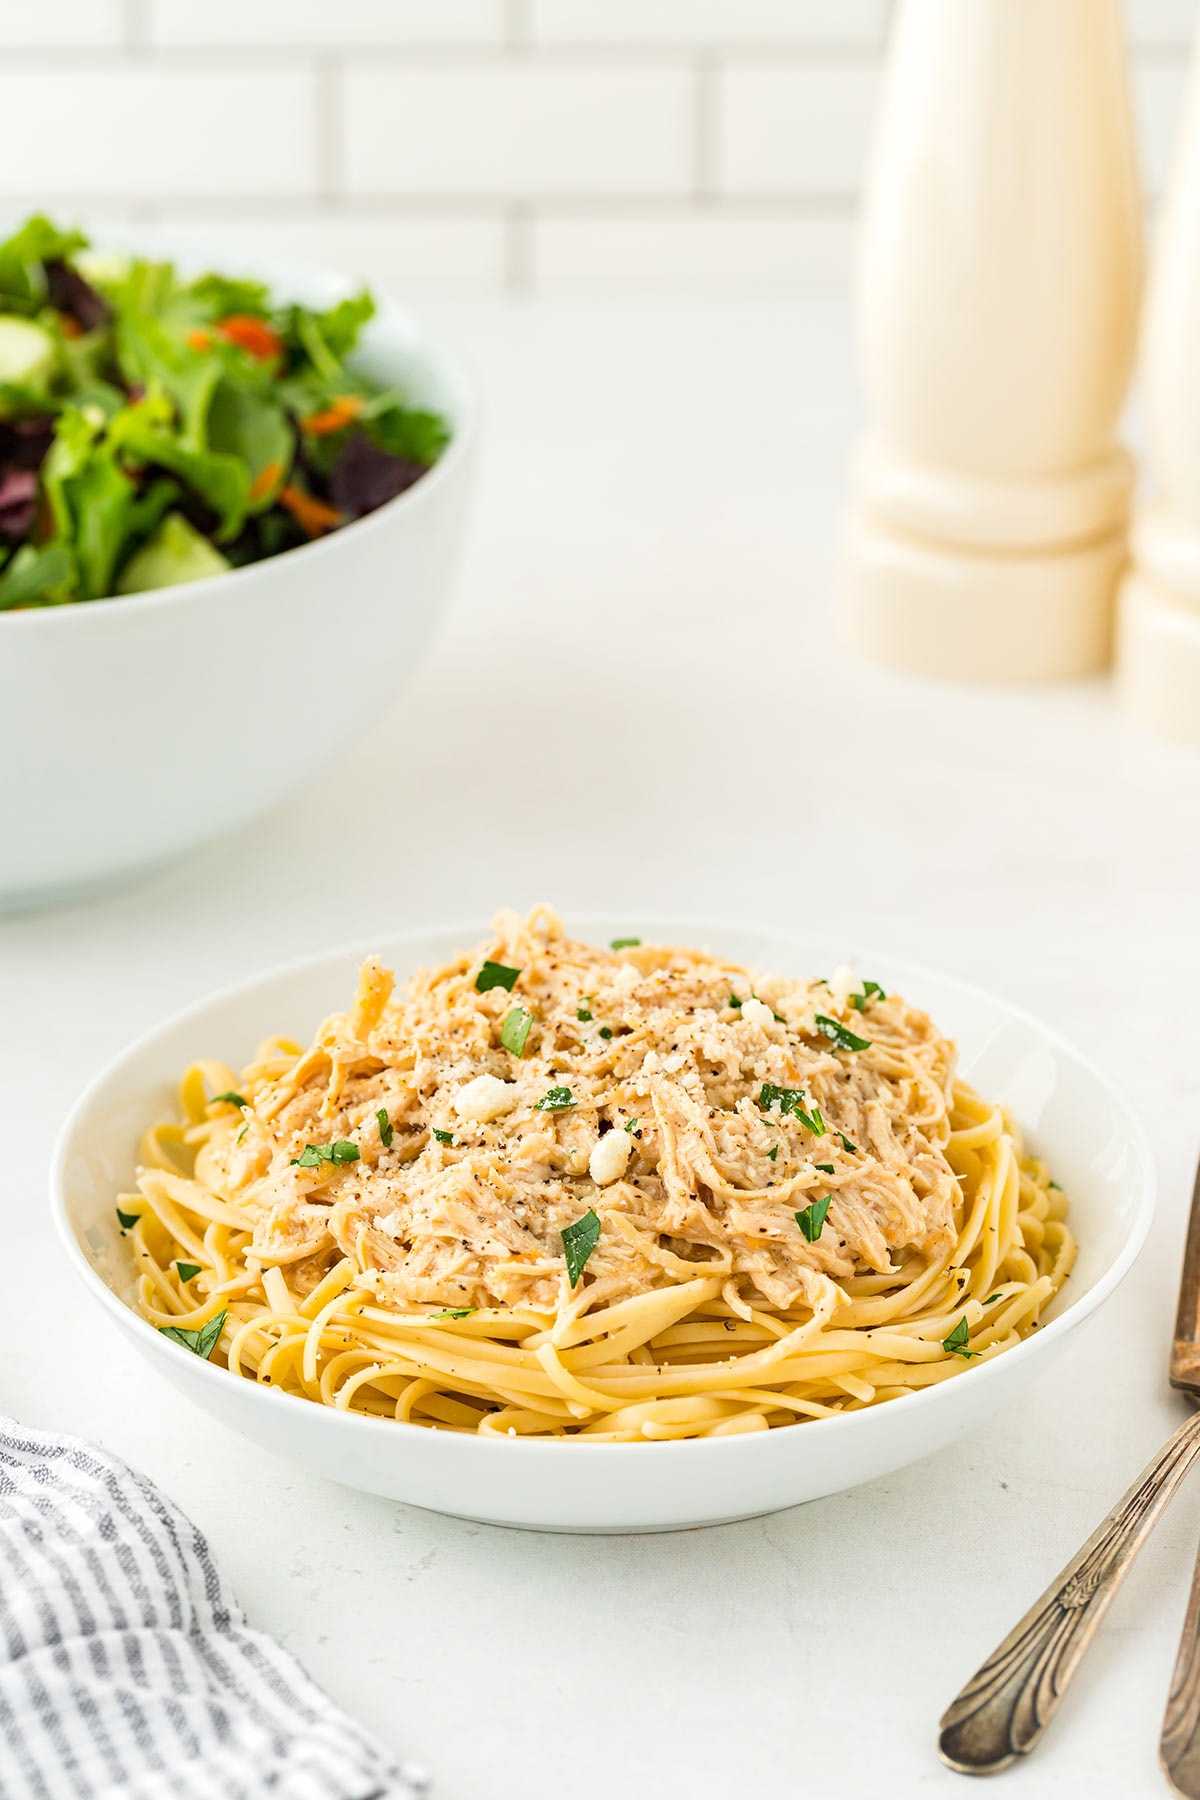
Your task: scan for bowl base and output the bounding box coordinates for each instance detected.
[416,1503,793,1535]
[0,850,179,916]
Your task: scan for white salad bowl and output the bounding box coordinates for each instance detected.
[0,235,474,911]
[52,917,1155,1534]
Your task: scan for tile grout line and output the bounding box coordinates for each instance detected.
[505,0,531,52]
[505,205,533,294]
[316,55,344,206]
[123,0,150,53]
[693,54,719,205]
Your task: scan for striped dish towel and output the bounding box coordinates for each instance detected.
[0,1418,428,1800]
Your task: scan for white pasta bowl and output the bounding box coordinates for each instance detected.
[51,919,1155,1534]
[0,234,474,912]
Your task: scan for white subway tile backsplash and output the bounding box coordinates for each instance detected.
[0,2,1190,293]
[528,0,889,48]
[151,212,509,294]
[0,2,124,48]
[345,66,693,198]
[149,0,505,49]
[533,210,856,288]
[718,65,880,195]
[0,69,316,199]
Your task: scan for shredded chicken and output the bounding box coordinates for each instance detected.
[199,905,963,1325]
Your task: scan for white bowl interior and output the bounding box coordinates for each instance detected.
[52,919,1155,1531]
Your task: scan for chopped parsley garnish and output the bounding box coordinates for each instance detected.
[562,1208,602,1287]
[814,1013,871,1052]
[432,1127,454,1145]
[235,1124,248,1144]
[116,1207,139,1232]
[610,937,641,950]
[475,960,521,993]
[814,1162,835,1174]
[291,1140,360,1168]
[376,1108,393,1148]
[1049,1179,1062,1190]
[729,995,743,1008]
[175,1261,201,1284]
[849,980,886,1013]
[767,1146,778,1161]
[599,1026,613,1040]
[210,1091,247,1108]
[795,1195,832,1243]
[500,1006,534,1057]
[159,1309,227,1361]
[576,1005,593,1021]
[624,1117,639,1133]
[838,1132,857,1155]
[758,1082,802,1114]
[942,1317,979,1359]
[985,1293,1002,1304]
[535,1085,575,1112]
[757,1083,824,1135]
[430,1307,475,1320]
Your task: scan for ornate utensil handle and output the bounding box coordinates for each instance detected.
[940,1409,1200,1776]
[1162,1511,1200,1795]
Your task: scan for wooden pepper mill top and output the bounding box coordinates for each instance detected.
[844,0,1142,682]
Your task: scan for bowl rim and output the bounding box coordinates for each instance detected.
[50,913,1158,1463]
[0,236,475,634]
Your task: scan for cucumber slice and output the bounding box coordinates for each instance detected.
[0,316,58,389]
[116,511,230,595]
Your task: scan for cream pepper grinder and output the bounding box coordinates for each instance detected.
[843,0,1142,681]
[1118,24,1200,746]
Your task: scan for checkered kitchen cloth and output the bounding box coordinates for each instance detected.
[0,1418,428,1800]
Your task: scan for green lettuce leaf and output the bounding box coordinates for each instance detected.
[108,398,250,539]
[115,313,223,446]
[315,290,374,359]
[362,398,450,467]
[70,452,138,599]
[206,381,291,511]
[287,290,374,381]
[188,273,272,320]
[0,543,75,610]
[0,215,89,314]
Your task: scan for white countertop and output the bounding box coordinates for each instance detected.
[5,296,1200,1800]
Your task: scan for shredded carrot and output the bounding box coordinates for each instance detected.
[301,394,363,437]
[248,460,285,505]
[218,314,284,362]
[279,484,342,538]
[186,327,213,352]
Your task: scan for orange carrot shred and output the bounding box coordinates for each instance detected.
[249,460,285,505]
[217,314,283,361]
[279,484,342,538]
[301,394,364,437]
[186,328,213,352]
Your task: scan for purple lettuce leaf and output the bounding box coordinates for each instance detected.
[328,429,424,521]
[0,466,40,541]
[44,259,109,332]
[0,415,56,470]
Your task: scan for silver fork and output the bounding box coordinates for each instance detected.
[939,1151,1200,1778]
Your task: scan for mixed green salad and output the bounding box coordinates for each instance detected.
[0,215,450,610]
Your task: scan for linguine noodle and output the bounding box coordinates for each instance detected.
[123,907,1075,1441]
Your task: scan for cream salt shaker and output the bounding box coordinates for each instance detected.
[843,0,1142,681]
[1118,28,1200,746]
